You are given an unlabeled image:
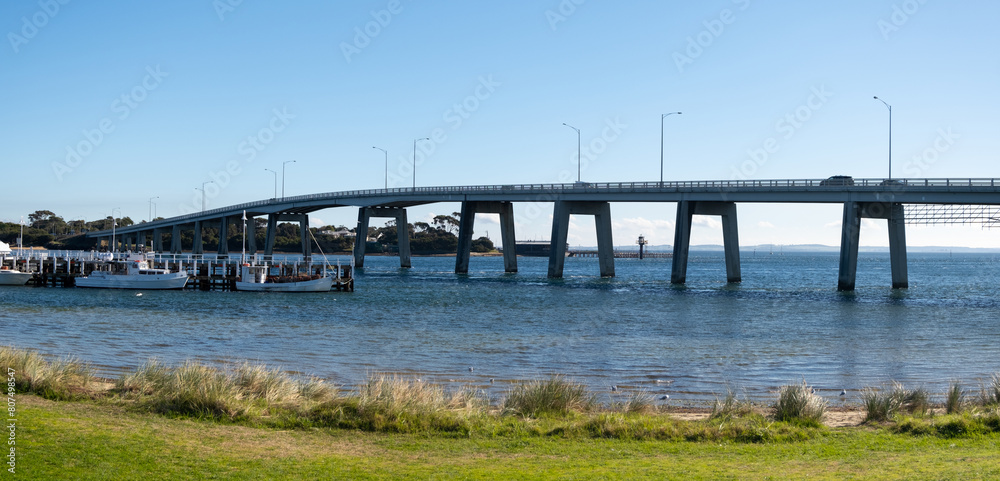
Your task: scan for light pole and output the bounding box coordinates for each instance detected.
[111,207,121,253]
[148,196,159,222]
[373,146,388,189]
[660,112,682,183]
[412,138,429,189]
[874,96,892,180]
[562,123,581,182]
[197,181,215,213]
[264,168,277,198]
[282,160,296,199]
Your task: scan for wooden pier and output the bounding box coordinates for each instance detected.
[4,253,353,292]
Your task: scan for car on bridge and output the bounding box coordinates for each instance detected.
[820,175,854,186]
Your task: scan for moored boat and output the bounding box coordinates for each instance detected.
[235,264,334,292]
[75,255,188,290]
[0,241,31,286]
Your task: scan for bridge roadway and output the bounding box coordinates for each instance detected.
[89,178,1000,291]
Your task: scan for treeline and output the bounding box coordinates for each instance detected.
[1,210,495,255]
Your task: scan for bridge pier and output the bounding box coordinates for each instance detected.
[192,221,204,255]
[548,201,614,278]
[245,216,257,255]
[153,228,165,252]
[170,225,182,254]
[456,201,517,274]
[838,202,907,291]
[218,216,230,255]
[263,213,310,258]
[671,201,741,284]
[354,207,411,268]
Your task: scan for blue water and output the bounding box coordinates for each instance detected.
[3,251,1000,403]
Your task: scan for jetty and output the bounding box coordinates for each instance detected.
[1,251,353,292]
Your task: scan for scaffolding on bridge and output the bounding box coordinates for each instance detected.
[904,204,1000,228]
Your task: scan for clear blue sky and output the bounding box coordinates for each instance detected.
[2,0,998,247]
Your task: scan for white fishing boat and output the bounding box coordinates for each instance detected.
[0,241,32,286]
[232,210,336,292]
[75,255,188,290]
[235,264,333,292]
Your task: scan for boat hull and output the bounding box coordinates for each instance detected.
[0,271,32,286]
[75,273,189,290]
[235,276,333,292]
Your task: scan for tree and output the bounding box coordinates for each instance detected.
[471,237,495,253]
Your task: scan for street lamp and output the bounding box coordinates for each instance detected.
[282,160,296,199]
[412,138,429,189]
[197,181,215,212]
[373,146,388,189]
[148,196,159,222]
[660,112,682,183]
[264,168,277,198]
[874,96,892,180]
[562,123,581,182]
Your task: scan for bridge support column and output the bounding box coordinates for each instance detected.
[671,201,741,284]
[170,225,182,254]
[548,201,614,278]
[298,214,311,260]
[264,214,278,256]
[354,207,411,268]
[456,201,517,274]
[838,202,907,291]
[192,221,204,255]
[887,204,908,289]
[153,228,165,252]
[218,217,230,255]
[354,208,370,268]
[137,232,147,252]
[245,216,257,255]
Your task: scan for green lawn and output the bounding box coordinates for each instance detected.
[17,395,1000,480]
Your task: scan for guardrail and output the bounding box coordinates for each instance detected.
[92,178,1000,236]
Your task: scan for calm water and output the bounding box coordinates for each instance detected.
[3,251,1000,403]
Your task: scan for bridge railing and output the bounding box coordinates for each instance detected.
[93,178,1000,236]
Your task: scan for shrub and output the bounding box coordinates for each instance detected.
[945,381,965,414]
[862,382,928,423]
[710,387,753,421]
[978,373,1000,406]
[0,346,92,398]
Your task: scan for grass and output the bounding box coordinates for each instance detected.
[0,345,92,399]
[501,375,596,417]
[18,393,1000,480]
[772,381,827,425]
[946,381,966,414]
[861,382,930,423]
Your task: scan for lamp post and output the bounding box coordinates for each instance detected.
[562,123,581,182]
[264,168,277,198]
[373,146,388,189]
[874,96,892,180]
[148,196,159,222]
[282,160,296,199]
[660,112,682,183]
[197,181,214,213]
[412,138,429,189]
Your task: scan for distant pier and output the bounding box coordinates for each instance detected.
[2,252,353,292]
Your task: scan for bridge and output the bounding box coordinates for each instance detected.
[88,178,1000,291]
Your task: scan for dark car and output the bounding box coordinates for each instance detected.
[819,175,854,186]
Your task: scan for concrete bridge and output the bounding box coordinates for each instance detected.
[88,178,1000,291]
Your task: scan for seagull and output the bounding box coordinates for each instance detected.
[659,395,669,400]
[611,385,618,392]
[840,389,847,396]
[468,367,474,372]
[810,387,816,394]
[135,292,143,297]
[489,378,494,384]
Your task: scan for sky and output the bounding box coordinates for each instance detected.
[2,0,999,248]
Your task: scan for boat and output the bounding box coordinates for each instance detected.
[235,264,334,292]
[232,210,337,292]
[75,255,188,290]
[0,241,32,286]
